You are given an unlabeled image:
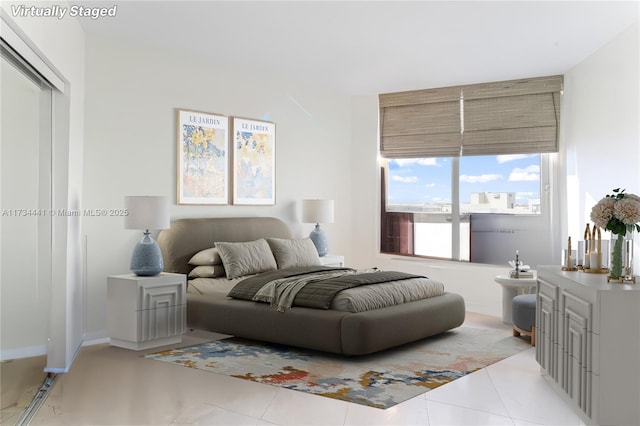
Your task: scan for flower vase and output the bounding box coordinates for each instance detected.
[609,228,634,282]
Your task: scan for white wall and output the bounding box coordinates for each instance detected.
[350,22,640,317]
[563,23,640,260]
[82,37,353,341]
[0,2,86,371]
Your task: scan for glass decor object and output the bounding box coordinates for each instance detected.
[609,228,635,283]
[590,188,640,284]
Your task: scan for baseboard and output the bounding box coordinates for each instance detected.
[82,337,110,346]
[1,333,110,362]
[0,344,47,361]
[82,330,109,347]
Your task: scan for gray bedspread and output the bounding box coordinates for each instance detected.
[227,266,426,310]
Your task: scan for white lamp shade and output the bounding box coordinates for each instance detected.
[302,199,334,224]
[124,196,170,230]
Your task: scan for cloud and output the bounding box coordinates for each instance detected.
[460,174,503,183]
[509,165,540,182]
[392,175,418,183]
[496,154,537,164]
[392,158,439,167]
[431,197,451,203]
[424,183,436,188]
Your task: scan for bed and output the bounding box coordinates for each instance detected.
[157,217,465,355]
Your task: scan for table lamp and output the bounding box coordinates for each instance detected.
[302,199,334,257]
[124,196,170,276]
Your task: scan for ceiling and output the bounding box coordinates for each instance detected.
[79,1,639,95]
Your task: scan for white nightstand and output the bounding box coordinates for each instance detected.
[494,272,537,324]
[107,272,186,350]
[319,255,345,267]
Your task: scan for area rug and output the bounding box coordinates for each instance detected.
[145,327,529,409]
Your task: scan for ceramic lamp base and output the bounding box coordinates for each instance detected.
[309,224,328,257]
[130,232,164,276]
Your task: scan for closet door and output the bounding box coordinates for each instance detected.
[0,47,53,388]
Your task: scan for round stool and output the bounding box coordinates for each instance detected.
[512,293,536,346]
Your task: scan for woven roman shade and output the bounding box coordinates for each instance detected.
[379,86,462,158]
[379,75,563,158]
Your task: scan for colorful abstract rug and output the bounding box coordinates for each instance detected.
[145,327,529,409]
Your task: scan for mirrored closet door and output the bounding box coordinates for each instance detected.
[0,43,53,411]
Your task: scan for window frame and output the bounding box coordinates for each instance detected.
[380,153,555,264]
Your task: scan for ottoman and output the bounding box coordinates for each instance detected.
[512,293,536,346]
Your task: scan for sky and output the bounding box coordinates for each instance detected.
[387,154,541,205]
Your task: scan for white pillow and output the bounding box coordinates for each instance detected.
[188,265,226,279]
[188,247,222,266]
[267,238,321,269]
[215,239,278,279]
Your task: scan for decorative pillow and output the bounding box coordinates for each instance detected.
[215,239,278,279]
[188,265,226,279]
[267,238,321,269]
[188,247,222,266]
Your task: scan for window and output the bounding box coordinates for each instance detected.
[383,153,551,261]
[379,76,561,266]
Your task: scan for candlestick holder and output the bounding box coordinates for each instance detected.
[579,224,591,270]
[584,265,609,274]
[561,236,577,271]
[561,251,577,271]
[584,225,608,274]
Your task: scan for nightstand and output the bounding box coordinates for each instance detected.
[319,255,345,267]
[494,272,537,324]
[107,272,186,350]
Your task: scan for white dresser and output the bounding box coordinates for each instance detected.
[107,272,186,350]
[536,266,640,425]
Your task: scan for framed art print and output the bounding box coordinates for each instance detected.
[232,117,276,205]
[177,109,229,204]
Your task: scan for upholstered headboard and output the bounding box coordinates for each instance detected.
[157,217,292,275]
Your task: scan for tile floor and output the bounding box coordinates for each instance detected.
[0,354,47,423]
[18,313,584,425]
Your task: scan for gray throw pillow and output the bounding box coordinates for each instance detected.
[188,247,222,266]
[267,238,321,269]
[215,239,278,279]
